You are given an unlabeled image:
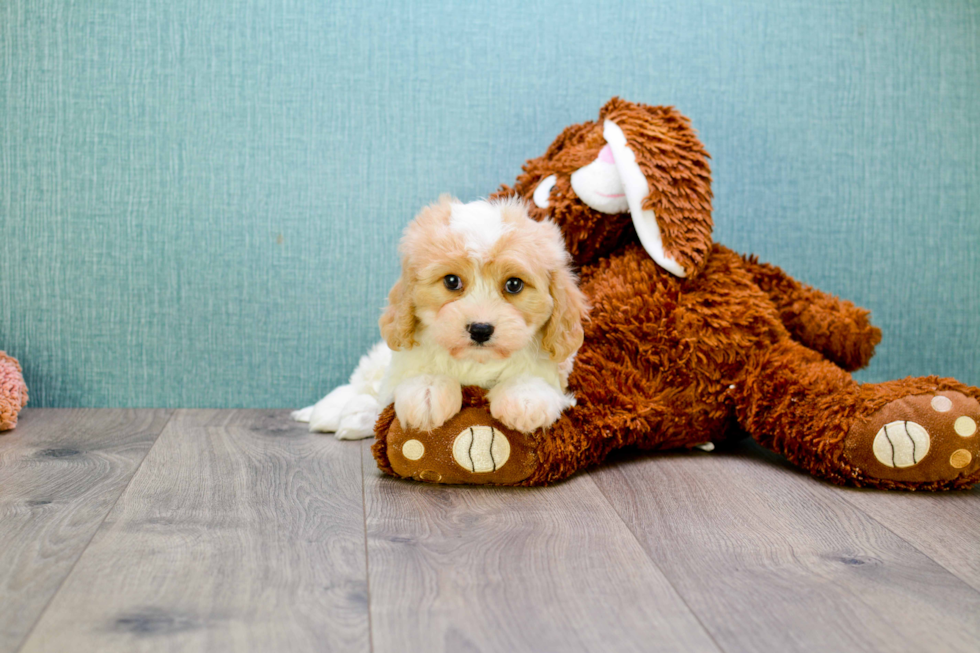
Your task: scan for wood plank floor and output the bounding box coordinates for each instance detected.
[2,409,978,653]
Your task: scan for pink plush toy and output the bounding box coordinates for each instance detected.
[0,351,28,430]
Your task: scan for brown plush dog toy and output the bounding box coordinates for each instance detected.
[371,97,980,490]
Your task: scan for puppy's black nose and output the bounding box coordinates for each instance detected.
[467,322,495,344]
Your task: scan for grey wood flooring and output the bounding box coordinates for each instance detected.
[2,409,978,653]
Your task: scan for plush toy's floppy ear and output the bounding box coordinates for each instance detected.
[542,264,588,362]
[598,98,714,278]
[378,277,417,351]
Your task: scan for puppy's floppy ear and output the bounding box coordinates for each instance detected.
[542,262,589,362]
[379,276,416,350]
[599,98,714,278]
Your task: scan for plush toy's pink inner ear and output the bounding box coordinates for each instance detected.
[602,120,686,278]
[598,144,616,164]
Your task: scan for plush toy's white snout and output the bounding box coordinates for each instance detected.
[569,145,630,214]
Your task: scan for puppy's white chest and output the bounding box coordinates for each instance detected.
[408,349,521,388]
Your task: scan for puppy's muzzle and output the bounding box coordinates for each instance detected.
[467,322,495,344]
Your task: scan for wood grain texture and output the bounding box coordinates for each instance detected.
[756,444,980,593]
[18,410,369,653]
[835,489,980,593]
[591,442,980,653]
[0,409,170,653]
[362,441,720,653]
[11,410,980,652]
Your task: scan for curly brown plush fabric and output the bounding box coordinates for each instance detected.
[0,351,28,431]
[374,98,980,491]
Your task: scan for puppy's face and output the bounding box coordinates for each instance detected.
[380,197,586,364]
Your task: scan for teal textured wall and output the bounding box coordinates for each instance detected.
[2,0,978,408]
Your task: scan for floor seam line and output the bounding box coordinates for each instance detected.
[834,491,980,595]
[748,442,980,596]
[361,441,376,653]
[14,408,176,653]
[588,472,727,653]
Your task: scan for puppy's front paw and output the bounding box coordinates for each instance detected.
[488,376,573,434]
[394,375,463,431]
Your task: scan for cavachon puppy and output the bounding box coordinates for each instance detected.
[380,196,587,434]
[293,196,587,443]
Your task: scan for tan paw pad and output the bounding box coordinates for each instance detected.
[931,396,953,412]
[402,439,425,460]
[846,391,980,483]
[954,416,977,437]
[950,449,972,469]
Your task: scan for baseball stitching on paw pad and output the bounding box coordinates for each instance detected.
[452,426,510,473]
[872,421,930,468]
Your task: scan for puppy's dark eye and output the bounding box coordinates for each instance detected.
[444,274,462,291]
[504,277,524,294]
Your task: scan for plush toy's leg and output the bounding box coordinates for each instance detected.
[741,256,881,372]
[373,373,698,485]
[372,380,735,486]
[372,387,623,486]
[734,339,980,490]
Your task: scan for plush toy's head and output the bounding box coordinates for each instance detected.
[494,98,713,277]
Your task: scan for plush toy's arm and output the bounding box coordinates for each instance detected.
[741,256,881,372]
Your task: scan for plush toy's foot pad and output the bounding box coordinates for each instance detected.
[845,392,980,484]
[385,408,539,485]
